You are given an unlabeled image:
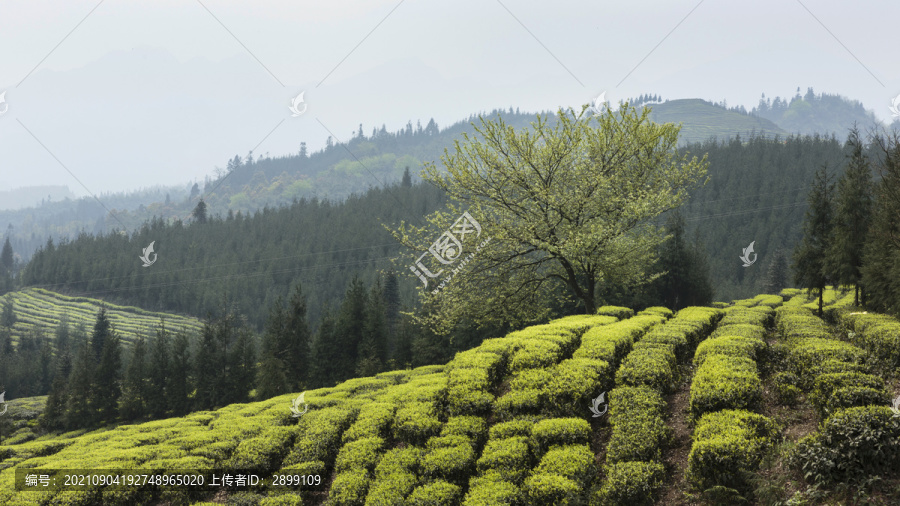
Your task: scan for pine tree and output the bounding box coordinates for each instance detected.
[1,299,15,328]
[194,317,219,410]
[826,127,873,306]
[401,167,412,188]
[90,307,112,362]
[228,327,256,402]
[356,278,387,376]
[335,276,367,382]
[383,270,401,360]
[0,237,13,276]
[192,199,208,224]
[66,344,95,428]
[653,210,714,309]
[119,336,148,421]
[311,307,339,387]
[257,298,289,399]
[94,331,122,423]
[862,133,900,315]
[793,166,835,316]
[147,323,170,418]
[168,329,192,416]
[763,249,789,294]
[282,283,311,390]
[42,350,72,430]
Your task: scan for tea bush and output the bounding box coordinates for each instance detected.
[596,305,635,319]
[693,335,765,368]
[392,402,442,445]
[615,346,677,393]
[335,437,384,473]
[463,471,521,505]
[594,460,665,506]
[407,480,462,505]
[790,405,900,485]
[532,444,595,486]
[523,473,581,505]
[476,436,533,484]
[342,402,395,443]
[488,419,534,440]
[686,409,777,493]
[329,469,370,506]
[531,418,591,457]
[809,372,887,417]
[690,355,762,418]
[508,339,563,372]
[420,441,476,483]
[606,386,669,464]
[441,416,488,450]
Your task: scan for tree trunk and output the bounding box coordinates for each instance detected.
[818,286,824,317]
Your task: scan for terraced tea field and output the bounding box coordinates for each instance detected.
[0,289,898,505]
[1,288,204,346]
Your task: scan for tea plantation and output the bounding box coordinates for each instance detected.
[0,288,203,347]
[1,289,899,504]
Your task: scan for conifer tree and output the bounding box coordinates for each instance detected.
[401,167,412,188]
[94,330,122,423]
[383,269,401,360]
[762,249,789,294]
[862,133,900,315]
[257,298,289,399]
[42,350,72,430]
[66,344,95,428]
[311,307,339,387]
[793,166,835,316]
[1,299,15,329]
[335,276,367,382]
[168,329,192,416]
[90,307,111,362]
[284,283,311,390]
[194,317,219,410]
[120,336,148,421]
[826,127,873,305]
[192,199,208,224]
[228,327,256,403]
[146,323,170,418]
[356,278,387,376]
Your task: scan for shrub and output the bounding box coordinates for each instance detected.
[420,442,476,483]
[786,338,866,387]
[636,328,689,362]
[442,416,488,450]
[226,426,295,472]
[531,418,591,457]
[488,419,534,440]
[259,494,303,506]
[549,314,619,333]
[693,335,765,368]
[510,367,554,391]
[823,386,890,416]
[508,340,563,372]
[790,406,900,485]
[335,437,384,473]
[329,469,370,506]
[640,306,674,318]
[523,473,581,505]
[772,372,802,406]
[447,368,494,416]
[616,346,677,393]
[543,358,610,416]
[810,358,866,376]
[594,460,665,506]
[407,480,462,506]
[495,389,544,421]
[533,444,594,486]
[690,355,762,419]
[365,471,416,505]
[606,386,670,465]
[810,372,886,417]
[374,446,421,478]
[574,315,664,365]
[392,402,442,445]
[342,403,395,443]
[686,410,777,493]
[476,436,532,484]
[596,305,634,319]
[710,323,766,341]
[282,406,358,467]
[719,309,769,327]
[447,349,507,383]
[463,472,521,505]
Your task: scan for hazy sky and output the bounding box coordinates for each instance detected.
[1,0,898,197]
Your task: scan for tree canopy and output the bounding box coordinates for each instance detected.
[394,103,708,332]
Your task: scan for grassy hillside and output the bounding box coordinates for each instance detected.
[645,99,789,145]
[0,288,203,347]
[1,288,898,505]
